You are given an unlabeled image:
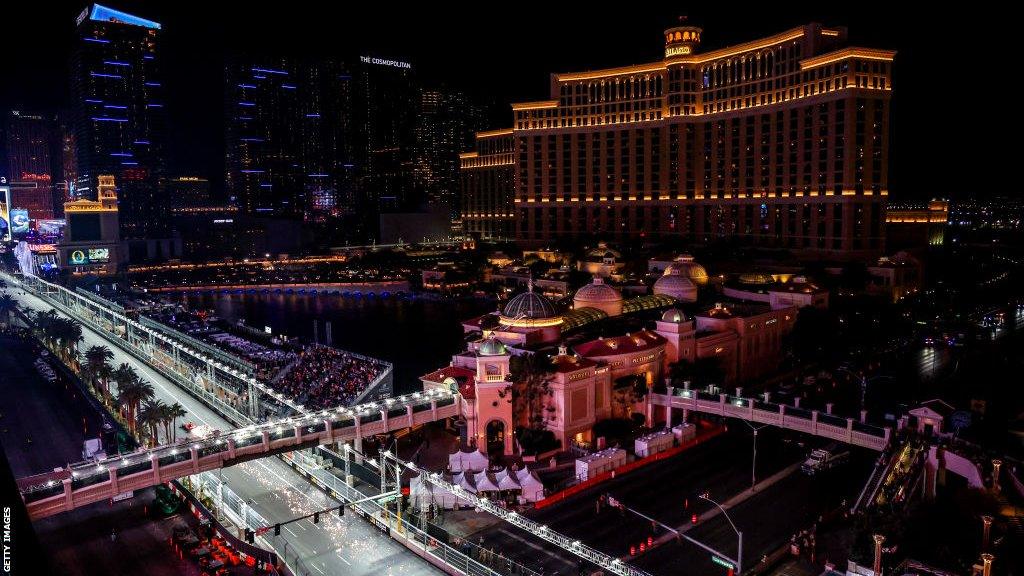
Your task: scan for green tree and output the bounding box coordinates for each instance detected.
[111,363,136,397]
[116,374,155,436]
[0,293,18,329]
[164,402,187,442]
[83,345,114,399]
[137,399,167,446]
[505,354,553,430]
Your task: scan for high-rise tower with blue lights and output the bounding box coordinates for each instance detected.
[70,3,168,239]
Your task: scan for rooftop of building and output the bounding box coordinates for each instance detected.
[421,366,478,400]
[82,4,161,30]
[549,353,598,374]
[574,329,667,358]
[697,301,775,320]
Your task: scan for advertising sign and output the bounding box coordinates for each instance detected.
[10,208,30,236]
[37,219,66,236]
[88,247,110,263]
[0,186,10,241]
[69,249,89,265]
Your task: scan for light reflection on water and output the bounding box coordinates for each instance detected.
[182,291,496,394]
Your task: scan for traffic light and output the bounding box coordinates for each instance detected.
[313,511,320,524]
[274,524,281,536]
[244,529,254,544]
[691,513,699,525]
[337,504,345,517]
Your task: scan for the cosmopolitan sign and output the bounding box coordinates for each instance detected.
[360,56,411,69]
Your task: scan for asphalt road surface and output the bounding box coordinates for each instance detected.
[5,281,441,576]
[0,335,106,477]
[476,428,872,576]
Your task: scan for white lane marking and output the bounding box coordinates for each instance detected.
[312,563,326,575]
[335,551,352,565]
[285,525,299,538]
[497,528,578,568]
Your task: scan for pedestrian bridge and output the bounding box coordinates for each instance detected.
[17,389,461,519]
[649,387,891,451]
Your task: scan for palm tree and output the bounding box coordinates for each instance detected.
[94,362,114,406]
[0,293,18,329]
[111,363,136,396]
[164,402,187,442]
[52,317,83,365]
[115,382,139,435]
[34,309,60,346]
[137,400,167,446]
[505,354,554,431]
[115,374,154,436]
[83,345,114,396]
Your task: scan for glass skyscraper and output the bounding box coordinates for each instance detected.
[224,57,355,223]
[70,3,168,239]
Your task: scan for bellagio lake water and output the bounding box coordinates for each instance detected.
[181,292,497,394]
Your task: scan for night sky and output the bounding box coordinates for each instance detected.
[2,2,1007,201]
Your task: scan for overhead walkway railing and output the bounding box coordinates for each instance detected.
[17,272,302,418]
[650,386,891,451]
[18,388,460,518]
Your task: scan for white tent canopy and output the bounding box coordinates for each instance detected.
[494,468,522,491]
[473,471,501,493]
[516,470,546,502]
[410,474,474,510]
[448,449,490,473]
[453,471,477,493]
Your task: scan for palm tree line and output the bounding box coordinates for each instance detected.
[31,309,83,367]
[82,345,188,446]
[31,308,187,447]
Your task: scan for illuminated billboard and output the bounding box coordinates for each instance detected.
[37,219,66,236]
[0,186,10,241]
[10,208,30,236]
[69,249,90,265]
[87,248,110,262]
[68,247,112,266]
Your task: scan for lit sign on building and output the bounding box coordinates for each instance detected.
[10,209,30,236]
[37,219,66,236]
[68,248,110,265]
[88,248,110,262]
[69,250,89,265]
[665,45,692,57]
[0,186,11,242]
[360,56,411,69]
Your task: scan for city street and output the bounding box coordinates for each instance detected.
[5,283,441,576]
[631,459,871,575]
[470,427,873,575]
[0,335,105,477]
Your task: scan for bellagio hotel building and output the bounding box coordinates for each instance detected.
[460,23,894,256]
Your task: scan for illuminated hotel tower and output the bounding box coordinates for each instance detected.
[70,4,168,239]
[225,57,355,221]
[463,23,894,256]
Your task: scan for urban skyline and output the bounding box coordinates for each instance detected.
[2,5,1022,576]
[0,2,1007,202]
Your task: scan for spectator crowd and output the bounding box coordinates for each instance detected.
[271,344,386,410]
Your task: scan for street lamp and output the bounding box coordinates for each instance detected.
[739,420,770,491]
[698,492,743,575]
[837,368,895,413]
